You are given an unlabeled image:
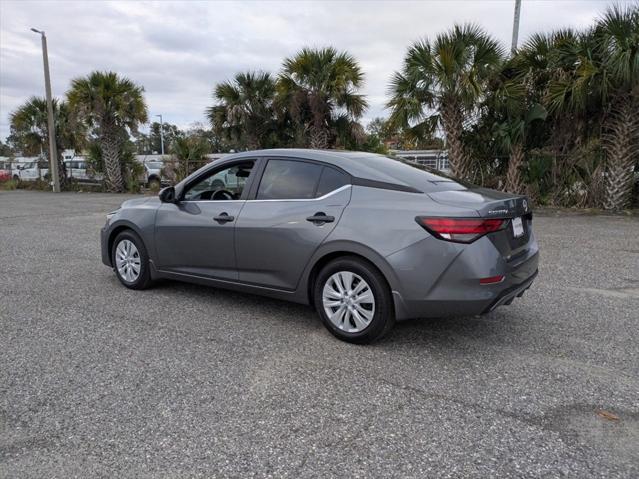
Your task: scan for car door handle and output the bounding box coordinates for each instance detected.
[306,213,335,224]
[213,213,234,223]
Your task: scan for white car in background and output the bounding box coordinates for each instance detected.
[12,158,48,181]
[143,160,165,188]
[64,158,103,182]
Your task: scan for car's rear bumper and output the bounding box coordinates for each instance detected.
[392,266,538,320]
[388,234,540,320]
[481,269,537,314]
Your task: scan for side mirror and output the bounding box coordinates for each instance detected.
[159,186,176,203]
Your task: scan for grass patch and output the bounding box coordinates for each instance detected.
[0,179,19,190]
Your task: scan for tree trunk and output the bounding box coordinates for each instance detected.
[309,124,329,150]
[440,101,471,180]
[505,142,525,194]
[101,130,124,192]
[56,148,67,190]
[603,98,639,210]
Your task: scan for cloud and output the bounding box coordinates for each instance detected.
[0,0,605,142]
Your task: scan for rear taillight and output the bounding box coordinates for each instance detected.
[416,217,507,243]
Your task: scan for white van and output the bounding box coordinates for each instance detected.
[62,152,103,182]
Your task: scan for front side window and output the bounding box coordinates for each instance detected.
[256,160,323,200]
[183,161,255,201]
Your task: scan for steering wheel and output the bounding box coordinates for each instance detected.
[212,189,235,201]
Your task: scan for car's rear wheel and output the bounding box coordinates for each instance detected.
[314,257,394,344]
[111,230,152,290]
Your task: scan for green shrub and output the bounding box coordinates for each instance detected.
[0,179,19,190]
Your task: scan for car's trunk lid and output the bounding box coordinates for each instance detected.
[427,187,530,218]
[427,187,533,259]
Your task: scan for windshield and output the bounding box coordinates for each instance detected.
[146,161,163,169]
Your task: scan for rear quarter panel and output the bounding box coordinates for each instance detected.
[311,186,474,292]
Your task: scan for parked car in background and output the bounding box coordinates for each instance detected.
[102,149,539,344]
[0,158,11,182]
[64,158,103,182]
[12,158,48,181]
[208,164,245,191]
[65,159,89,180]
[143,160,165,188]
[134,155,169,188]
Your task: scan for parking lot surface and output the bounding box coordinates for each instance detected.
[1,190,638,478]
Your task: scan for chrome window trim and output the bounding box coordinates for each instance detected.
[179,184,351,204]
[248,184,351,203]
[178,199,246,204]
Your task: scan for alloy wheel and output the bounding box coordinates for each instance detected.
[322,271,375,333]
[115,239,141,283]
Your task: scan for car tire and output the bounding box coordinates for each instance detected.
[314,256,395,344]
[148,177,161,189]
[111,230,153,290]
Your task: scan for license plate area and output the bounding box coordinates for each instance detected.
[512,217,524,238]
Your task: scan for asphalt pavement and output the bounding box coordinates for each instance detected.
[1,190,638,478]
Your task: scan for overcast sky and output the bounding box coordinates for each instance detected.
[0,0,617,142]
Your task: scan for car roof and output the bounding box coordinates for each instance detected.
[219,148,427,187]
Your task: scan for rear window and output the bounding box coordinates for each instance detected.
[354,154,470,192]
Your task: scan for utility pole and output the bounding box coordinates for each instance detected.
[31,28,60,193]
[156,114,165,156]
[511,0,522,56]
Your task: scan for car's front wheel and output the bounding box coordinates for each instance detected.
[111,230,152,290]
[314,257,394,344]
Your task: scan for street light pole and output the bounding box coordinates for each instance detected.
[511,0,522,56]
[31,28,60,193]
[156,114,165,156]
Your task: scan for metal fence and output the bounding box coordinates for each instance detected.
[390,149,450,171]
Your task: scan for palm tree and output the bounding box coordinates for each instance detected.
[387,24,504,179]
[485,62,548,194]
[507,29,594,201]
[596,6,639,210]
[207,71,277,150]
[277,47,367,149]
[67,71,147,192]
[10,96,82,188]
[168,136,208,182]
[542,5,639,209]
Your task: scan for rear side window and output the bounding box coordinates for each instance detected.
[316,167,349,197]
[257,160,322,200]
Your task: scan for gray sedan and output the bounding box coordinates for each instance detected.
[101,149,539,343]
